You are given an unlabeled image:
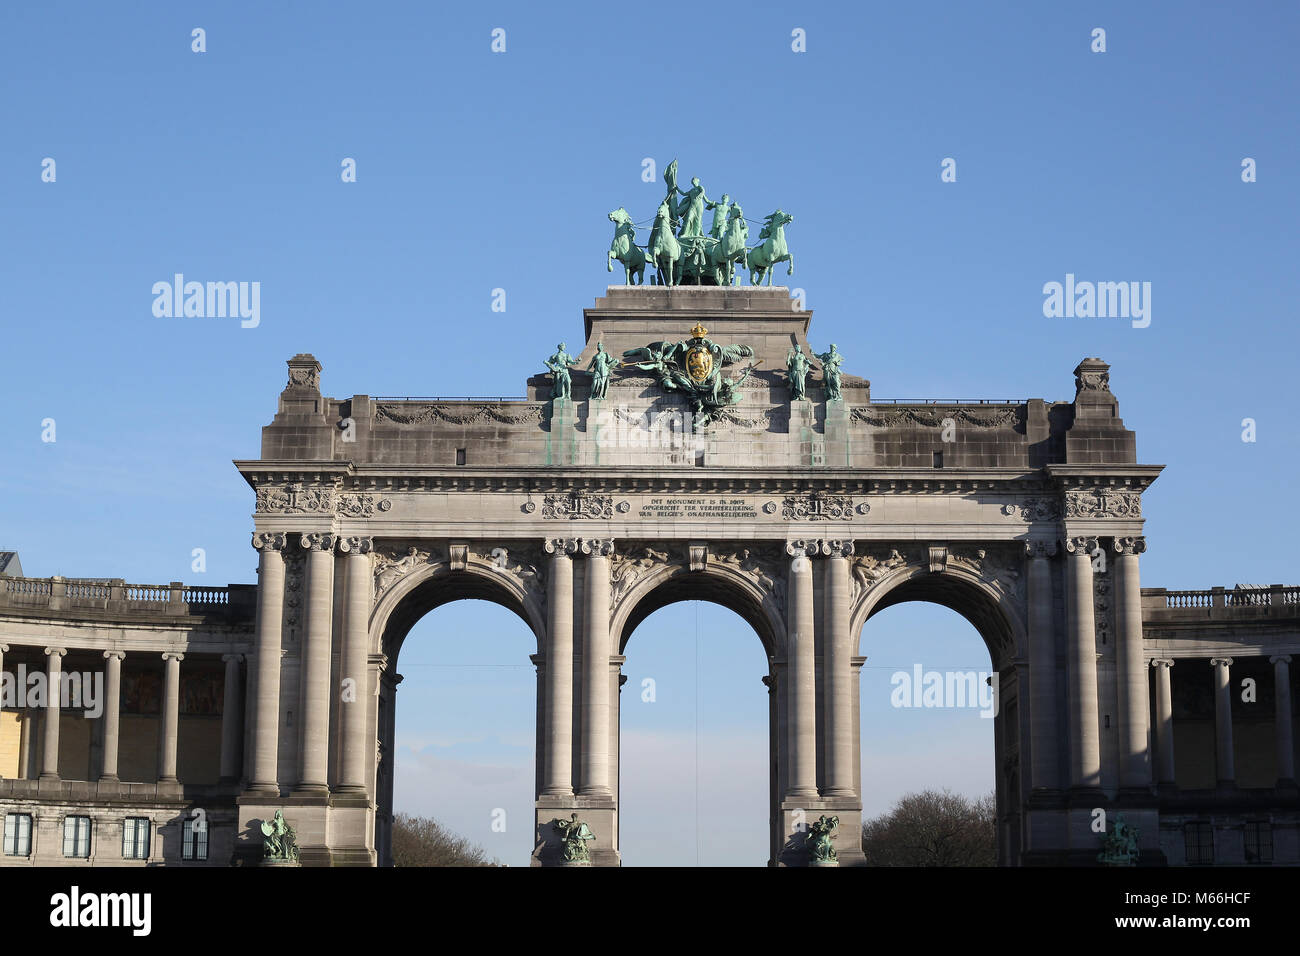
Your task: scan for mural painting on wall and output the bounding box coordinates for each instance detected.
[121,671,161,714]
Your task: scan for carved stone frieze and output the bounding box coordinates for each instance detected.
[375,404,544,426]
[948,546,1026,604]
[609,543,670,604]
[1003,498,1063,522]
[256,482,335,514]
[373,546,435,599]
[337,494,393,517]
[851,406,1022,428]
[782,493,854,521]
[1064,490,1141,519]
[848,547,911,605]
[713,544,787,619]
[543,492,613,520]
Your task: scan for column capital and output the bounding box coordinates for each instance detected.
[1025,540,1057,559]
[580,538,615,556]
[1150,658,1175,668]
[1111,536,1147,555]
[1270,655,1293,665]
[299,532,336,552]
[338,535,374,554]
[43,646,67,658]
[818,539,855,558]
[251,531,287,552]
[1210,657,1234,668]
[1064,536,1098,555]
[103,650,126,661]
[161,652,186,663]
[785,539,816,558]
[544,537,579,555]
[0,643,8,653]
[221,653,245,664]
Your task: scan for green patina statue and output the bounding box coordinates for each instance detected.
[607,207,647,285]
[807,814,840,865]
[621,323,758,427]
[1098,814,1140,866]
[610,158,794,287]
[817,344,845,402]
[260,809,300,863]
[749,209,794,285]
[675,175,711,239]
[545,342,578,401]
[707,193,732,239]
[587,342,619,401]
[554,813,595,864]
[786,345,811,401]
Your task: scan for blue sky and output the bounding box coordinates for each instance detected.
[1,2,1296,864]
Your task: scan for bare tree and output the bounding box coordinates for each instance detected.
[861,789,997,866]
[390,813,499,867]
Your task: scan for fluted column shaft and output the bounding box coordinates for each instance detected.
[542,539,575,795]
[821,540,855,797]
[1211,657,1235,785]
[1026,542,1059,790]
[100,651,125,781]
[580,538,613,797]
[40,647,66,781]
[339,537,374,793]
[1273,656,1295,785]
[250,533,286,792]
[1065,538,1101,790]
[298,533,336,792]
[159,652,183,783]
[1152,659,1175,785]
[786,541,817,799]
[1113,537,1151,789]
[219,654,244,783]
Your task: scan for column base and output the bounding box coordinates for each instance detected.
[242,782,281,797]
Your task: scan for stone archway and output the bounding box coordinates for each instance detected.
[851,544,1030,864]
[610,548,786,864]
[365,542,546,866]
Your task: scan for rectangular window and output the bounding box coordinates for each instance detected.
[1183,821,1214,865]
[1244,822,1273,864]
[455,448,466,465]
[182,816,209,862]
[933,451,943,468]
[122,817,151,860]
[62,816,91,858]
[3,813,32,857]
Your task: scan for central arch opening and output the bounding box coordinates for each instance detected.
[614,566,777,866]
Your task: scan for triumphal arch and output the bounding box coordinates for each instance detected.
[229,281,1169,867]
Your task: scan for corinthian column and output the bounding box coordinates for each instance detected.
[1064,537,1101,791]
[249,532,286,793]
[1272,656,1295,786]
[159,652,184,784]
[297,532,336,794]
[541,538,576,796]
[579,538,614,797]
[1211,657,1235,787]
[1112,536,1151,790]
[820,539,855,797]
[219,654,244,784]
[786,540,818,800]
[100,651,125,782]
[39,647,67,781]
[1151,659,1175,787]
[338,536,374,794]
[1025,541,1060,791]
